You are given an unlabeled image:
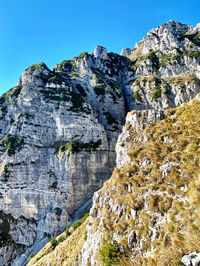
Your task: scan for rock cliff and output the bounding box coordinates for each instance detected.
[0,47,130,266]
[1,20,200,265]
[27,96,200,266]
[80,95,200,265]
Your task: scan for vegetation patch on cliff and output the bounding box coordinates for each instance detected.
[134,90,142,102]
[93,74,121,102]
[40,86,91,114]
[54,139,102,157]
[0,133,24,156]
[26,63,46,72]
[55,59,77,72]
[0,85,22,106]
[47,75,63,85]
[76,52,88,60]
[69,90,91,114]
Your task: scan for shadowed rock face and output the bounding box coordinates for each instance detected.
[0,19,200,265]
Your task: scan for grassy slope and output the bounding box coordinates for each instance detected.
[91,98,200,265]
[27,218,88,266]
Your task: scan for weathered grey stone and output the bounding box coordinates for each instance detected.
[120,48,132,57]
[128,230,137,248]
[0,50,129,265]
[182,252,200,266]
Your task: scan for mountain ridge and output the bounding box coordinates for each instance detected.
[0,19,200,265]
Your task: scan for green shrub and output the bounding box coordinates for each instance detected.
[7,85,23,99]
[152,76,162,85]
[50,237,57,249]
[152,87,161,100]
[1,164,10,182]
[0,85,23,106]
[84,231,87,241]
[40,87,70,106]
[48,75,63,85]
[58,236,65,243]
[93,74,99,83]
[56,59,77,72]
[54,140,101,156]
[65,223,71,237]
[194,32,200,40]
[40,87,90,114]
[182,50,200,58]
[100,241,123,266]
[69,91,91,114]
[134,90,142,102]
[148,52,160,71]
[72,213,89,231]
[77,52,88,60]
[26,63,43,72]
[94,84,107,96]
[1,134,24,156]
[103,112,117,125]
[108,82,122,97]
[29,251,34,259]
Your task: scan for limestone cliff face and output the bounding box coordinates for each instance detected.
[0,48,129,266]
[128,20,200,111]
[1,20,200,266]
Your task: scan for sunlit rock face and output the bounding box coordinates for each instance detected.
[0,19,200,265]
[81,20,200,265]
[0,49,130,265]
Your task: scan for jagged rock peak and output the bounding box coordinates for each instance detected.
[148,19,191,36]
[132,20,195,55]
[93,45,109,60]
[21,62,51,86]
[120,48,132,57]
[194,22,200,32]
[25,62,50,72]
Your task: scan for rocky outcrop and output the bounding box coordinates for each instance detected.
[128,20,200,111]
[1,20,200,265]
[116,108,165,167]
[81,96,200,265]
[182,252,200,266]
[120,48,131,57]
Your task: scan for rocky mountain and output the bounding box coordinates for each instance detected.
[0,46,131,266]
[0,20,200,265]
[28,94,200,266]
[80,94,200,265]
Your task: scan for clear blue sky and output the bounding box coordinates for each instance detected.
[0,0,199,95]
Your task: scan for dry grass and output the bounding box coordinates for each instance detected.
[128,42,144,61]
[28,218,89,266]
[92,98,200,265]
[163,75,199,86]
